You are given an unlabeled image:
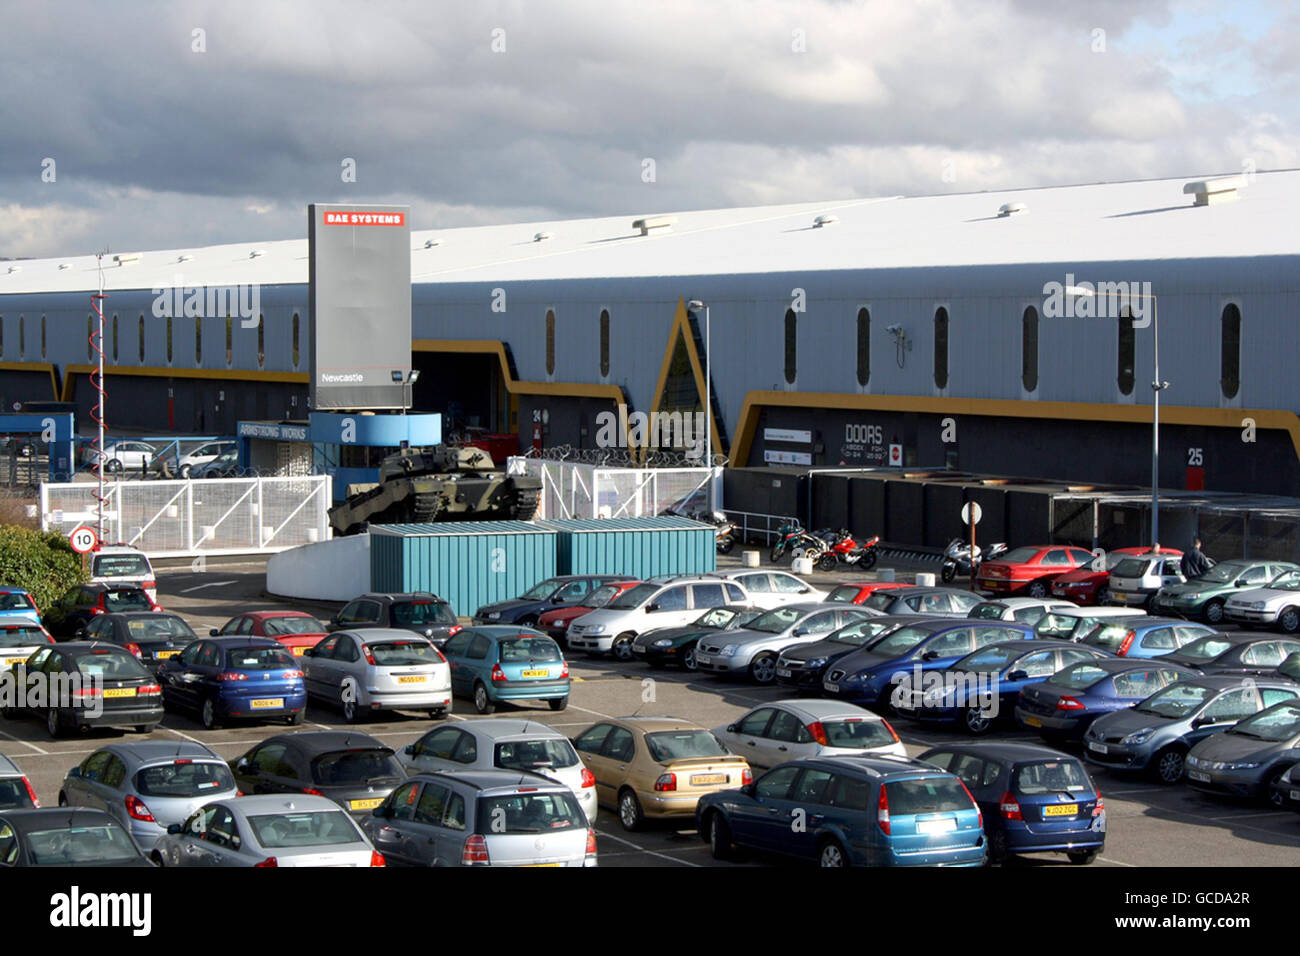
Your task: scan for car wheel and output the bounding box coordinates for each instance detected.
[1095,586,1111,605]
[612,633,636,662]
[134,725,153,734]
[1027,581,1048,598]
[1264,768,1287,808]
[106,458,123,473]
[151,851,166,867]
[1067,849,1099,865]
[57,792,68,807]
[682,644,699,671]
[426,708,446,720]
[46,708,65,739]
[1279,607,1300,634]
[548,696,569,712]
[1203,599,1225,625]
[201,698,221,730]
[178,463,192,479]
[1152,746,1186,785]
[472,681,496,715]
[818,838,848,868]
[748,653,778,684]
[962,706,993,736]
[707,811,734,860]
[618,789,645,832]
[519,615,538,628]
[989,829,1011,864]
[287,710,304,725]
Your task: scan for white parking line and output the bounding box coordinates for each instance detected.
[595,829,702,867]
[569,704,617,720]
[158,726,204,745]
[0,731,49,755]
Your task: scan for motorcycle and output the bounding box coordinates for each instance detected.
[941,538,1008,583]
[769,521,826,563]
[710,511,739,554]
[814,529,881,572]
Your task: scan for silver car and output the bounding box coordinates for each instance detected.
[301,628,452,722]
[59,741,237,848]
[694,603,877,683]
[151,794,383,867]
[0,754,38,809]
[711,699,906,768]
[397,718,598,822]
[968,598,1077,626]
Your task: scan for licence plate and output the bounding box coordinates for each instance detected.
[2,657,24,667]
[691,773,727,785]
[631,645,646,654]
[1113,593,1128,602]
[823,681,839,693]
[521,669,548,678]
[154,649,179,660]
[292,646,307,656]
[1187,770,1211,783]
[349,798,383,811]
[1023,715,1043,727]
[1087,742,1108,754]
[1290,789,1300,800]
[917,817,957,834]
[776,667,791,678]
[103,688,136,699]
[397,675,427,684]
[1043,804,1078,817]
[250,698,283,709]
[522,863,560,867]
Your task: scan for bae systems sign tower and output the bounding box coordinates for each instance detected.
[307,202,413,410]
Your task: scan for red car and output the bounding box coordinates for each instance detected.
[538,580,642,644]
[822,582,910,604]
[976,545,1096,597]
[1051,545,1183,605]
[210,610,330,657]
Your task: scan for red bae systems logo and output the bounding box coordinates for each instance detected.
[321,210,406,226]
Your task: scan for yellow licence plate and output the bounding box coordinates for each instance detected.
[103,688,136,699]
[1024,716,1043,727]
[522,863,560,867]
[349,798,383,811]
[292,646,307,656]
[1043,804,1078,817]
[2,657,24,667]
[521,669,548,678]
[691,773,727,785]
[154,650,179,659]
[398,675,427,684]
[250,698,284,709]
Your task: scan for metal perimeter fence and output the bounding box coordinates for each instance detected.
[507,456,716,520]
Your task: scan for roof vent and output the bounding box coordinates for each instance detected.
[6,265,20,274]
[113,253,141,266]
[533,231,554,242]
[632,215,676,236]
[997,202,1028,217]
[1183,176,1243,206]
[248,249,266,258]
[177,253,194,263]
[812,214,839,228]
[57,263,72,270]
[423,238,442,248]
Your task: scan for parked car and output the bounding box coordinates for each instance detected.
[572,717,752,831]
[87,546,157,603]
[968,598,1077,626]
[194,448,240,478]
[1,642,163,738]
[81,611,198,666]
[1079,617,1216,659]
[1151,560,1300,624]
[327,592,462,645]
[976,545,1096,597]
[1106,552,1187,609]
[229,731,405,818]
[1185,700,1300,806]
[892,639,1112,735]
[631,605,764,670]
[696,754,986,867]
[1033,606,1148,642]
[861,586,984,618]
[301,629,451,722]
[42,583,160,639]
[693,603,878,684]
[823,581,911,605]
[157,637,306,729]
[567,577,751,658]
[396,718,598,822]
[1271,761,1300,811]
[153,794,385,867]
[211,609,330,657]
[472,575,628,627]
[158,439,236,479]
[0,754,38,809]
[775,616,914,690]
[1224,569,1300,633]
[1015,659,1195,742]
[0,808,153,866]
[362,770,597,867]
[712,700,905,767]
[1157,633,1300,677]
[1084,676,1300,784]
[537,579,641,644]
[59,741,238,848]
[1051,546,1182,605]
[98,440,157,473]
[706,569,827,608]
[0,587,41,625]
[0,620,55,671]
[440,626,570,714]
[822,619,1037,711]
[918,743,1105,865]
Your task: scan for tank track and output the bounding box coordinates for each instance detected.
[410,491,442,523]
[511,482,542,520]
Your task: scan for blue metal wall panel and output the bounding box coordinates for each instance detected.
[540,516,716,579]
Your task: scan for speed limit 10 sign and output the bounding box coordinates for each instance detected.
[69,526,99,554]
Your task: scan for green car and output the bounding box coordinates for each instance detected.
[1151,560,1300,625]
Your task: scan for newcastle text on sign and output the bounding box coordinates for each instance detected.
[321,210,407,226]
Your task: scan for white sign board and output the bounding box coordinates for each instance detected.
[764,428,812,444]
[764,449,813,466]
[961,502,983,525]
[888,443,903,466]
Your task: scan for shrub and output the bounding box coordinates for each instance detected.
[0,525,88,609]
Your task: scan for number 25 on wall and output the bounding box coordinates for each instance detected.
[1187,447,1203,467]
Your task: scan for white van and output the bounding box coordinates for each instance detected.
[566,577,751,660]
[89,546,157,603]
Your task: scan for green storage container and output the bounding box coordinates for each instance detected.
[540,516,716,579]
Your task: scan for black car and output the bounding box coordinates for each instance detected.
[41,584,158,639]
[774,616,912,689]
[80,612,199,666]
[631,605,763,670]
[1159,633,1300,677]
[0,808,153,866]
[328,592,461,644]
[230,731,405,818]
[473,575,628,626]
[1,642,164,738]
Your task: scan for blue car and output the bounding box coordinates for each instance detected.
[696,754,986,867]
[1079,617,1216,659]
[441,626,571,714]
[1015,658,1195,741]
[919,742,1106,865]
[0,588,41,625]
[156,636,306,729]
[821,619,1037,711]
[892,639,1112,734]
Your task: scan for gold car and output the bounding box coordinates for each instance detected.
[573,717,752,831]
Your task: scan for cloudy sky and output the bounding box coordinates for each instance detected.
[1,0,1295,258]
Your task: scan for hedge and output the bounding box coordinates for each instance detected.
[0,525,88,609]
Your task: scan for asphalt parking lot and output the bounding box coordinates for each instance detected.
[3,557,1298,867]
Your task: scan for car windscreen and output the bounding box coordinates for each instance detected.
[729,610,765,629]
[310,749,404,786]
[520,579,563,601]
[884,777,973,815]
[1083,624,1130,651]
[247,810,361,848]
[498,637,561,663]
[865,592,899,612]
[829,619,900,647]
[74,651,152,681]
[134,761,235,797]
[744,606,804,634]
[125,616,195,641]
[26,824,141,864]
[868,626,933,658]
[103,590,152,612]
[493,738,579,771]
[0,779,34,808]
[952,644,1021,673]
[1227,703,1300,742]
[1011,759,1092,795]
[0,626,48,647]
[1053,664,1108,690]
[1112,558,1153,578]
[1035,613,1081,639]
[0,592,36,612]
[695,606,739,628]
[1176,636,1233,662]
[390,601,456,626]
[645,730,729,761]
[1133,682,1214,718]
[92,554,151,577]
[606,583,658,609]
[969,604,1007,619]
[823,718,896,748]
[263,616,327,636]
[225,646,296,671]
[475,791,586,834]
[585,585,622,608]
[366,640,440,666]
[1196,562,1248,583]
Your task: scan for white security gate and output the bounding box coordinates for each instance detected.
[508,458,715,520]
[40,475,333,557]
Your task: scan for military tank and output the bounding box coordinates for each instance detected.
[328,444,543,536]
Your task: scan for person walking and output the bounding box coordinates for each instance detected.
[1181,537,1213,579]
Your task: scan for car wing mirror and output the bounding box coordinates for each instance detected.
[67,766,81,778]
[209,628,219,636]
[1006,669,1028,682]
[646,603,661,612]
[792,627,808,637]
[921,650,939,661]
[726,724,737,733]
[404,744,415,755]
[166,823,183,835]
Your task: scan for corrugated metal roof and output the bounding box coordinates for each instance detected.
[367,521,553,537]
[539,516,711,532]
[3,171,1295,295]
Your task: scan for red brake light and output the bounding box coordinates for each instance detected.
[580,768,596,788]
[560,661,569,679]
[1118,630,1136,656]
[877,784,891,835]
[143,580,156,591]
[218,672,248,682]
[139,683,161,696]
[1092,797,1105,817]
[807,721,828,746]
[462,834,490,864]
[447,625,463,637]
[90,607,104,615]
[172,759,193,766]
[22,776,39,808]
[124,643,142,658]
[999,790,1023,820]
[254,856,278,867]
[654,773,677,792]
[361,645,377,666]
[369,850,386,867]
[1056,696,1086,711]
[281,670,303,679]
[958,778,982,829]
[71,686,101,698]
[882,719,901,743]
[125,794,155,822]
[741,767,753,786]
[490,663,507,682]
[301,787,323,796]
[585,828,598,857]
